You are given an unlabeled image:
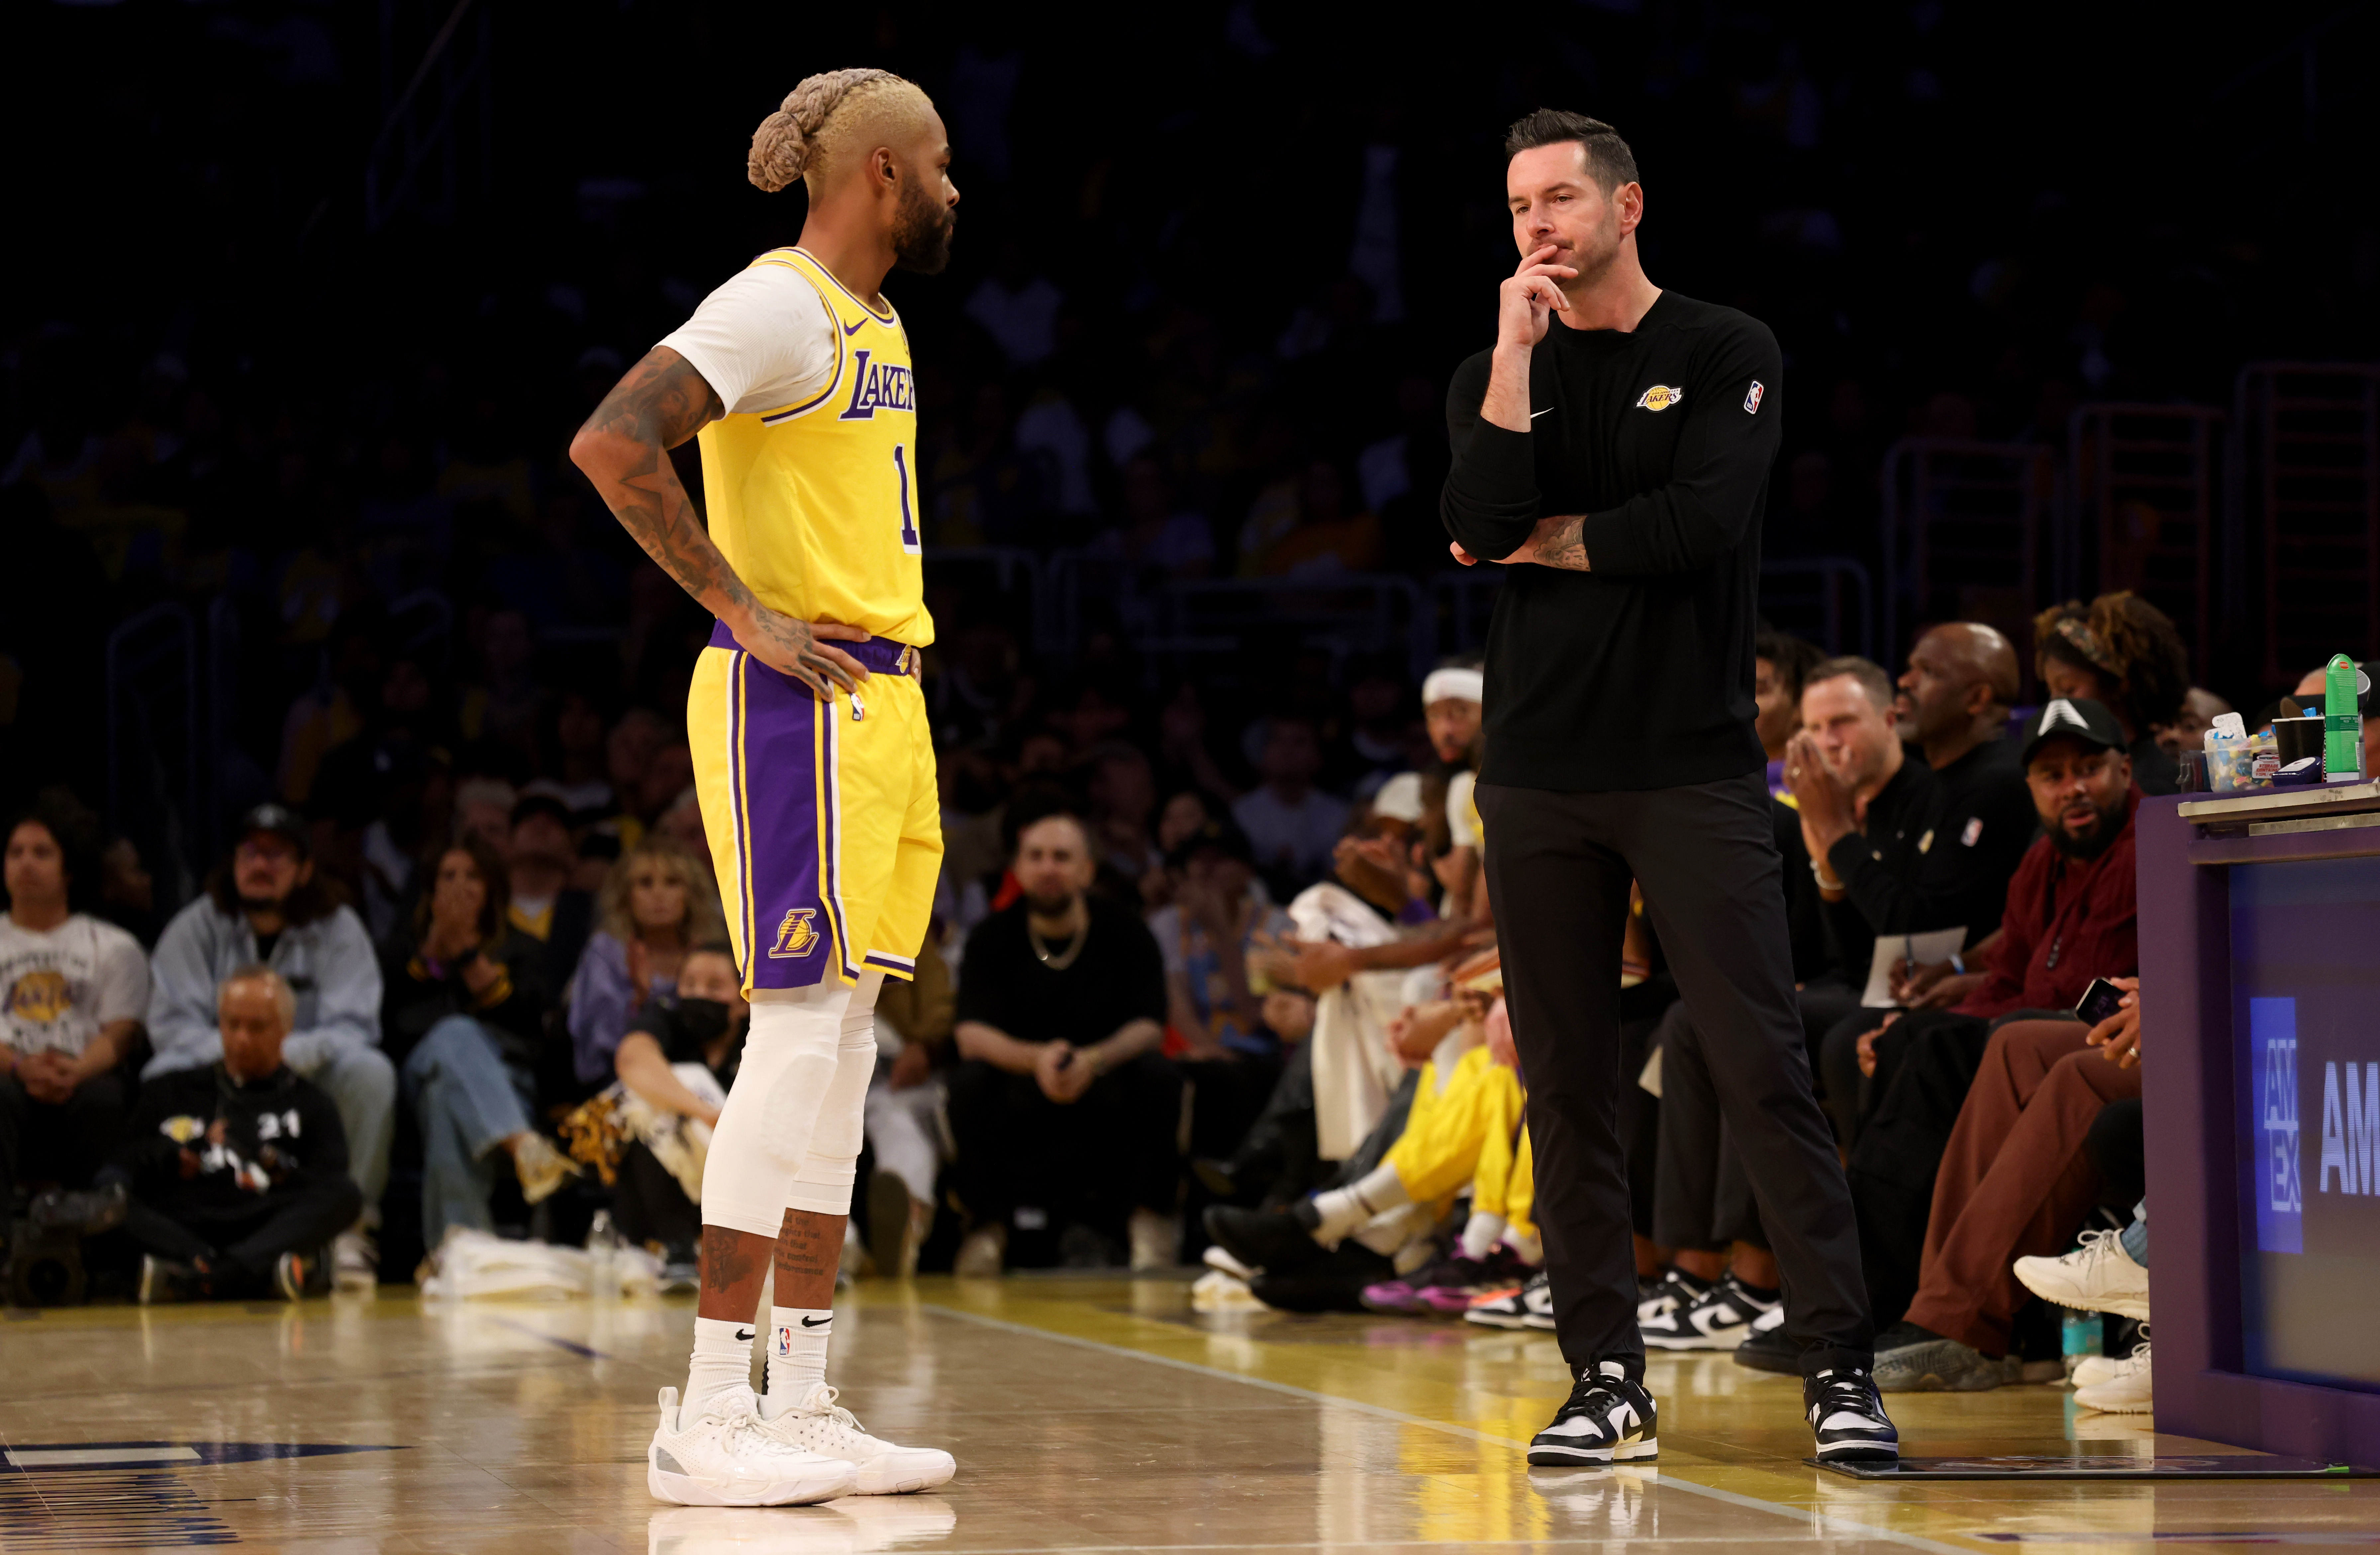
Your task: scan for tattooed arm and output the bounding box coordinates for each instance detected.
[568,345,870,697]
[1449,511,1592,571]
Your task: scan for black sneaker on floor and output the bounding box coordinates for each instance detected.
[1805,1367,1900,1461]
[1635,1266,1713,1321]
[1641,1272,1780,1350]
[1731,1306,1798,1375]
[1529,1360,1658,1466]
[1202,1203,1325,1276]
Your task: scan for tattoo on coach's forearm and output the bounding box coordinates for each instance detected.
[1529,513,1591,570]
[581,350,744,612]
[701,1224,764,1296]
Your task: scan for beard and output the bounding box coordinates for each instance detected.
[1023,886,1077,920]
[2046,800,2124,861]
[891,177,954,275]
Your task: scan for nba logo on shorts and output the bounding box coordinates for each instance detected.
[775,1325,795,1357]
[769,908,821,959]
[1743,381,1765,414]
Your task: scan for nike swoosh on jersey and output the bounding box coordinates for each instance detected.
[843,318,865,337]
[1532,407,1555,417]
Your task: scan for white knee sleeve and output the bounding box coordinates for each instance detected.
[787,972,883,1215]
[701,978,868,1238]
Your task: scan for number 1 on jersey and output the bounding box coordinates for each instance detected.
[893,444,921,555]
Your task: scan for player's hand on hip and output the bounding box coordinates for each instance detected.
[1498,244,1575,350]
[734,605,872,698]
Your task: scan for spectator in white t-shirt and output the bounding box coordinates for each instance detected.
[1233,714,1351,900]
[0,807,151,1218]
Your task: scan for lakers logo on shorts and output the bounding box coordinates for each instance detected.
[1635,384,1684,412]
[768,909,822,959]
[7,969,71,1024]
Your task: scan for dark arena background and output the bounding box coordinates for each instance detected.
[4,2,2380,1552]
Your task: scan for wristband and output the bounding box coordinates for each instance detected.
[1808,858,1844,892]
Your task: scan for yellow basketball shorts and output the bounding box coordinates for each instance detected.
[688,623,941,993]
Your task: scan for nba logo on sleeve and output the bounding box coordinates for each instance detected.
[1743,381,1765,414]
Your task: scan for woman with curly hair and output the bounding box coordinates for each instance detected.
[566,839,725,1087]
[2031,592,2191,795]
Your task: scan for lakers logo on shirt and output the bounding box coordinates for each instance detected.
[838,349,916,421]
[768,908,822,959]
[7,969,71,1024]
[1635,385,1684,412]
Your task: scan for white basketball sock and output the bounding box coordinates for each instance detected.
[1458,1210,1507,1262]
[1310,1162,1410,1242]
[759,1307,834,1419]
[685,1315,757,1409]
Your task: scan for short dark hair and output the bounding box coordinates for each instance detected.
[1806,655,1897,715]
[1504,109,1639,193]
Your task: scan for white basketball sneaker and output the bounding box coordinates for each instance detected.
[648,1385,859,1506]
[758,1383,956,1495]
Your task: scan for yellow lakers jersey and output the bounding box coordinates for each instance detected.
[695,247,933,647]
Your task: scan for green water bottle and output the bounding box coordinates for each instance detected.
[2326,653,2366,783]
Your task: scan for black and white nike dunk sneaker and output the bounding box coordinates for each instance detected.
[1804,1367,1900,1462]
[1640,1272,1780,1350]
[1636,1267,1713,1322]
[1528,1360,1658,1466]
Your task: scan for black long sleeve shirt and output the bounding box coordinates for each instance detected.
[1822,738,2039,974]
[1440,291,1782,791]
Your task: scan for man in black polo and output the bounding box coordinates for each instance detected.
[1442,109,1897,1464]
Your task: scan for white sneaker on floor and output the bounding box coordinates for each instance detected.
[648,1385,858,1506]
[757,1383,956,1496]
[2071,1352,2124,1389]
[332,1229,378,1292]
[2012,1228,2149,1320]
[2074,1341,2152,1414]
[1128,1207,1179,1271]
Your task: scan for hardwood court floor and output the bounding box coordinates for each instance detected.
[3,1274,2375,1553]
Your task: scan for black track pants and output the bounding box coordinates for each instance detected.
[1478,771,1875,1378]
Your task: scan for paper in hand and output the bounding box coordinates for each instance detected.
[1862,927,1968,1009]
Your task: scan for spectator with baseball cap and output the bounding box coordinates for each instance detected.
[144,804,392,1287]
[504,793,596,1001]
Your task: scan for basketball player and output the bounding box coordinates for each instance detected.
[1442,111,1900,1465]
[571,69,958,1507]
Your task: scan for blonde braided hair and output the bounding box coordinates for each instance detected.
[748,69,931,195]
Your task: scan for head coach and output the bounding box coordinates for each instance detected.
[1441,109,1898,1467]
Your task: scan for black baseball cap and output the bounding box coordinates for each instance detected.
[236,803,311,858]
[2020,698,2128,766]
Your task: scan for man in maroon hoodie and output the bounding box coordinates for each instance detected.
[1833,699,2141,1344]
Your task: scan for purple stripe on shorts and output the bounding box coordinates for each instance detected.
[707,619,914,675]
[732,650,834,990]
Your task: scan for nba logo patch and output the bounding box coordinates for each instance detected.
[1743,381,1765,414]
[775,1326,794,1356]
[1961,816,1984,847]
[768,908,821,959]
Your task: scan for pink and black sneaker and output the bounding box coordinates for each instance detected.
[1415,1247,1533,1314]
